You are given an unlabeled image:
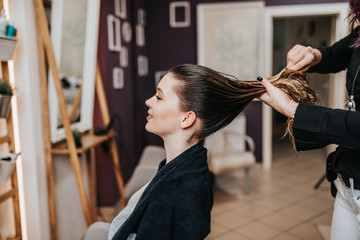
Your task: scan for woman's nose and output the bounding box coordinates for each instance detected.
[145,97,151,107]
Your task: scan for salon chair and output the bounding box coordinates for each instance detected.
[84,145,166,240]
[84,222,110,240]
[205,113,256,194]
[124,145,166,201]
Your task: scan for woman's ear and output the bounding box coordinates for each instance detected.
[180,111,197,129]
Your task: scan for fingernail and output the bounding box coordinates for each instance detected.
[257,76,263,82]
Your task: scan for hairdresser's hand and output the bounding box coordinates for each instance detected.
[258,77,299,118]
[287,44,322,72]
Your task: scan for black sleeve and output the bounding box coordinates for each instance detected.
[308,26,359,73]
[293,103,360,151]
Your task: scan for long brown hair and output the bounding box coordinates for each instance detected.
[349,0,360,47]
[170,64,318,143]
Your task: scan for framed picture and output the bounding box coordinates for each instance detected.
[169,1,191,28]
[197,2,263,80]
[107,14,122,52]
[115,0,127,19]
[113,67,124,89]
[136,24,145,46]
[138,55,148,76]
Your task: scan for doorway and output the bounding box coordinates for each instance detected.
[262,3,349,169]
[272,16,333,159]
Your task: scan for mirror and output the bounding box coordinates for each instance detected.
[48,0,100,143]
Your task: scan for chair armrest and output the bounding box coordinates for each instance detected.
[222,130,255,152]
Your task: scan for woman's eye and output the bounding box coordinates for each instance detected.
[155,95,162,100]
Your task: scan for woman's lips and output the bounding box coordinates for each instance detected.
[146,112,152,120]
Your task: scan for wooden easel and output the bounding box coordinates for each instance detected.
[34,0,125,239]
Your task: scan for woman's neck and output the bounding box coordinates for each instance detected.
[163,136,199,164]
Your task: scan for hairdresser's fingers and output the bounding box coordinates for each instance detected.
[287,45,321,72]
[258,77,297,118]
[287,54,313,71]
[286,44,318,71]
[259,77,275,93]
[288,57,312,72]
[286,45,307,69]
[258,78,276,104]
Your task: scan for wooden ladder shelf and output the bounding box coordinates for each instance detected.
[0,1,21,238]
[0,61,22,240]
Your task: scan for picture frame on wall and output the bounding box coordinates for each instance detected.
[113,67,124,90]
[169,1,191,28]
[136,24,145,47]
[138,55,148,76]
[197,2,263,80]
[115,0,127,19]
[107,14,122,52]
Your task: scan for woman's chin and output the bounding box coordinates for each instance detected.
[145,125,160,137]
[145,124,152,133]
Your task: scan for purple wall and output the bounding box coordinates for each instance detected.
[243,101,262,163]
[95,0,141,206]
[95,0,348,206]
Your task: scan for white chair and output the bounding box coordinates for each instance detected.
[84,222,110,240]
[205,114,256,194]
[84,145,166,240]
[124,145,166,200]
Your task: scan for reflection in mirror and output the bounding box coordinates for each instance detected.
[48,0,100,143]
[58,0,87,126]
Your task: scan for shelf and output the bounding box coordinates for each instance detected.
[0,134,11,144]
[0,33,21,239]
[6,236,21,240]
[51,131,116,154]
[0,188,16,203]
[0,36,17,61]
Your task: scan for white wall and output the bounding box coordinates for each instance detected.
[7,0,51,239]
[54,154,89,240]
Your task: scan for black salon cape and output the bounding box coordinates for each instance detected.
[112,142,213,240]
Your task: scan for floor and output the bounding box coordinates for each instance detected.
[205,139,334,240]
[99,139,334,240]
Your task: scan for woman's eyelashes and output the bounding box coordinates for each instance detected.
[155,94,162,100]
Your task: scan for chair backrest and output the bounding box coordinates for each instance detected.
[138,145,166,166]
[205,113,247,155]
[124,145,166,199]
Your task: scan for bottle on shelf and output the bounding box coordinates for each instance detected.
[6,20,15,38]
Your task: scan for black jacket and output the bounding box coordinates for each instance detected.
[112,142,213,240]
[293,103,360,151]
[294,26,360,181]
[309,26,360,109]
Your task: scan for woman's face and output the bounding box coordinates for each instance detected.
[145,73,184,138]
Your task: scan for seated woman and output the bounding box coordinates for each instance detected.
[97,64,317,240]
